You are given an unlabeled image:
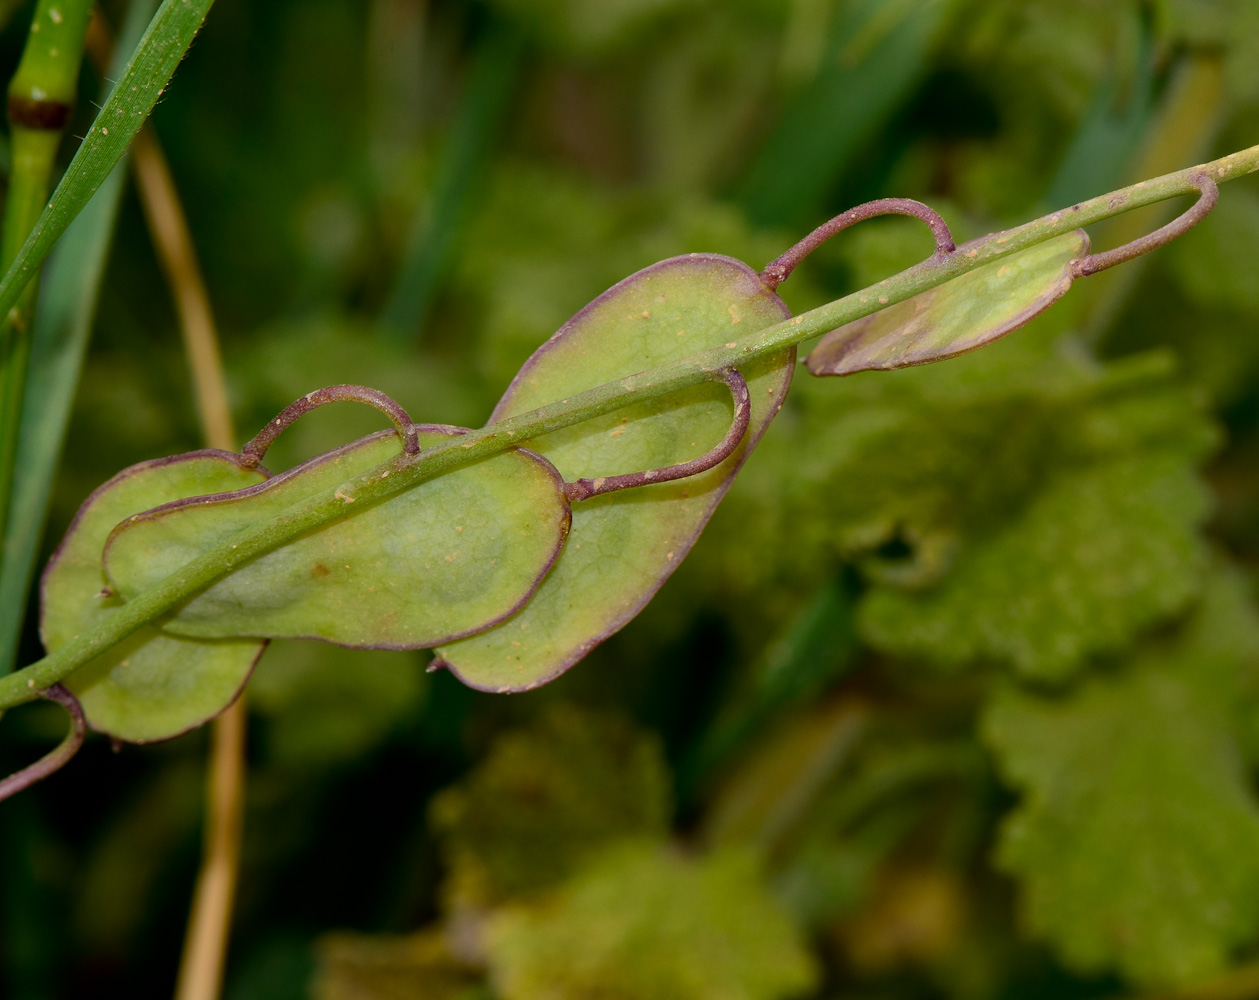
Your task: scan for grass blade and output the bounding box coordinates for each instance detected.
[379,17,523,338]
[0,0,216,326]
[739,0,954,226]
[0,1,161,673]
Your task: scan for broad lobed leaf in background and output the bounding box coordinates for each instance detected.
[859,450,1213,680]
[430,704,671,909]
[485,842,819,1000]
[712,322,1219,681]
[983,568,1259,988]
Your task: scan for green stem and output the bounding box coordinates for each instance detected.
[1,145,1257,712]
[0,0,94,582]
[0,0,217,340]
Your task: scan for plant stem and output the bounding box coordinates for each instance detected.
[0,0,217,350]
[174,700,245,1000]
[0,683,83,801]
[132,126,235,456]
[128,110,244,1000]
[89,7,248,980]
[1080,52,1225,343]
[1,145,1258,710]
[241,384,419,467]
[0,0,94,594]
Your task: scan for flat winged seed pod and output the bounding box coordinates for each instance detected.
[435,254,794,692]
[807,231,1089,376]
[42,452,268,743]
[103,427,571,648]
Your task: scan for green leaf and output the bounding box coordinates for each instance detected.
[807,230,1087,376]
[0,0,157,673]
[982,570,1259,987]
[720,342,1218,681]
[485,842,819,1000]
[43,452,266,742]
[104,428,570,648]
[0,0,217,323]
[435,254,794,691]
[859,452,1212,680]
[430,704,671,908]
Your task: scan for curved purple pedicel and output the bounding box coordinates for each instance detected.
[0,685,86,802]
[563,368,752,503]
[240,383,421,468]
[101,425,573,651]
[760,198,956,290]
[440,253,794,692]
[1072,172,1218,276]
[104,427,465,528]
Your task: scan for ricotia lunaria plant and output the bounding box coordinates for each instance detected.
[0,146,1254,797]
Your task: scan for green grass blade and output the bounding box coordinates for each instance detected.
[0,0,161,674]
[0,0,215,325]
[1043,8,1157,209]
[738,0,954,226]
[379,18,523,338]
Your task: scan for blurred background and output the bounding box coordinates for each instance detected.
[4,0,1259,997]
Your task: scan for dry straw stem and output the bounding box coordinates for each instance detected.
[94,15,246,995]
[132,120,244,1000]
[132,125,235,455]
[2,144,1259,715]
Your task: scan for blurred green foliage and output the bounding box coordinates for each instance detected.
[429,704,671,908]
[985,570,1259,988]
[485,843,819,1000]
[5,0,1259,998]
